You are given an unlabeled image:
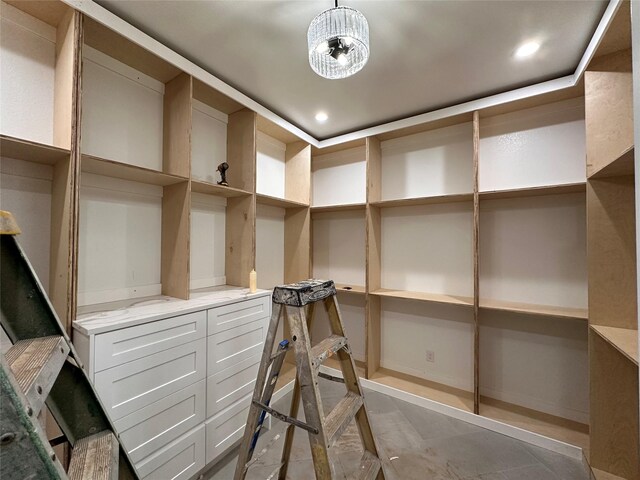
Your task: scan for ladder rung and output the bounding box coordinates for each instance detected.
[6,336,69,416]
[68,431,119,480]
[324,391,363,447]
[352,450,381,480]
[310,335,347,369]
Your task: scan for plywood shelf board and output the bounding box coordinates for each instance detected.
[589,145,635,179]
[334,284,366,295]
[372,193,473,208]
[479,397,589,451]
[5,0,70,27]
[81,154,187,186]
[256,193,308,209]
[193,78,244,115]
[479,182,586,200]
[310,203,366,213]
[590,325,639,365]
[191,180,251,198]
[257,115,301,145]
[479,299,588,320]
[371,289,473,307]
[370,367,474,413]
[0,135,70,164]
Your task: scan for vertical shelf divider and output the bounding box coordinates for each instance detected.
[226,109,257,286]
[472,111,480,415]
[365,136,382,378]
[162,73,192,299]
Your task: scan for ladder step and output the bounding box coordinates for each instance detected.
[324,391,364,447]
[68,431,119,480]
[310,334,347,369]
[352,450,381,480]
[5,336,69,416]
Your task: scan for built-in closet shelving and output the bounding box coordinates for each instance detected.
[1,0,638,475]
[585,14,638,477]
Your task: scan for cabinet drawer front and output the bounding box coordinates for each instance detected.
[114,380,206,464]
[207,296,270,335]
[205,396,251,464]
[207,319,265,376]
[137,425,205,480]
[94,310,206,373]
[95,339,206,421]
[206,354,260,417]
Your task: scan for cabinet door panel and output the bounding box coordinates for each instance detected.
[115,380,205,463]
[137,425,205,480]
[207,354,260,417]
[94,310,206,373]
[205,395,251,464]
[207,318,265,376]
[95,339,206,420]
[207,296,270,335]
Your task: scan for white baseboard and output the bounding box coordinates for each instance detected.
[319,365,585,461]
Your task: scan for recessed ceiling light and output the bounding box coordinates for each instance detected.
[515,41,540,59]
[315,112,328,123]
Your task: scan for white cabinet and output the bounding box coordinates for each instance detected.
[73,291,271,478]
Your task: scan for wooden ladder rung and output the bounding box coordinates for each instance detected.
[352,450,381,480]
[310,334,347,369]
[68,431,119,480]
[5,336,69,416]
[324,390,363,447]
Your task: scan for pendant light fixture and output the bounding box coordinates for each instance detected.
[307,0,370,79]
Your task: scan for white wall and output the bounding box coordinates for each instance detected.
[0,157,52,291]
[81,46,164,171]
[255,204,284,290]
[479,97,586,192]
[256,132,286,199]
[381,122,473,200]
[190,192,226,290]
[313,210,366,287]
[191,100,227,184]
[479,193,587,308]
[480,311,588,423]
[311,292,366,362]
[0,2,55,145]
[381,203,473,296]
[78,174,162,305]
[312,147,366,207]
[381,298,474,391]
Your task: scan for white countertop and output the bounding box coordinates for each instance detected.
[73,286,271,335]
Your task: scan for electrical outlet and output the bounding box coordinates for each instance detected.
[425,350,435,363]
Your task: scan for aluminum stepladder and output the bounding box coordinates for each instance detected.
[0,211,138,480]
[234,279,386,480]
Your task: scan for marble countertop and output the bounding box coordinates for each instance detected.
[73,286,271,335]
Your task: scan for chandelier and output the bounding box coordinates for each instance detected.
[307,1,370,79]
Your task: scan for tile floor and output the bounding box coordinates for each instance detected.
[205,378,592,480]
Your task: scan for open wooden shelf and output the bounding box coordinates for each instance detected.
[371,288,473,307]
[479,298,588,320]
[479,182,586,200]
[591,325,639,365]
[589,146,635,179]
[371,193,473,208]
[191,179,252,197]
[310,203,366,213]
[1,134,70,165]
[82,154,187,186]
[369,367,474,413]
[334,283,366,295]
[256,193,308,209]
[480,397,589,451]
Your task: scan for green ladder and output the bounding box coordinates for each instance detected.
[0,211,138,480]
[234,279,386,480]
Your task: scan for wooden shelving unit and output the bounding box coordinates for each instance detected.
[2,1,637,475]
[585,10,639,476]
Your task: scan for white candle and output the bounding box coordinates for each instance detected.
[249,269,257,293]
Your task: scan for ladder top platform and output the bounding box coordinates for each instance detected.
[272,279,337,307]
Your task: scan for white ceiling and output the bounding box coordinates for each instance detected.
[95,0,608,140]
